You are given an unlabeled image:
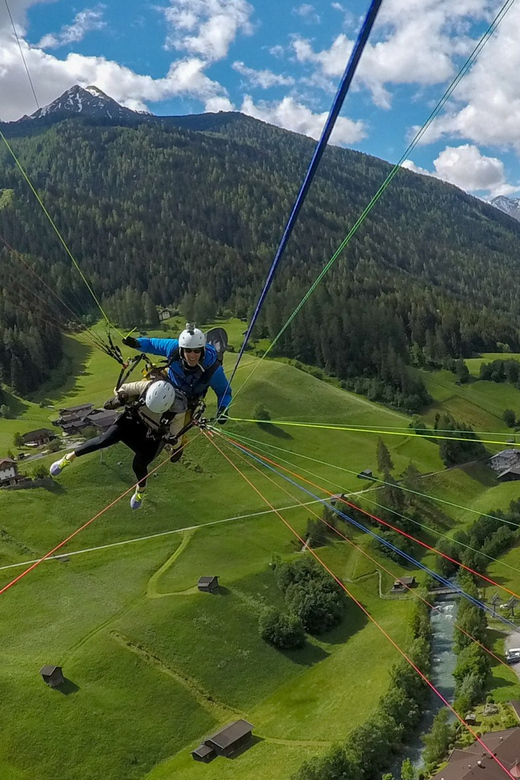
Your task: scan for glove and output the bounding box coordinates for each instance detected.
[216,407,229,425]
[122,336,139,349]
[103,391,128,410]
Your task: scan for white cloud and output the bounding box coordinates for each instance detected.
[232,61,295,89]
[292,0,491,109]
[37,7,106,49]
[239,94,366,145]
[403,144,518,197]
[161,0,253,62]
[413,4,520,153]
[293,4,320,24]
[0,35,229,120]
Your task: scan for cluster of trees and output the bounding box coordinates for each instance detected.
[479,358,520,384]
[452,572,490,715]
[259,558,347,650]
[3,113,520,398]
[103,287,159,329]
[434,502,518,578]
[0,263,63,394]
[291,598,431,780]
[434,414,488,467]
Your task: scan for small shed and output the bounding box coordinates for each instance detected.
[392,576,417,592]
[204,719,254,757]
[329,493,346,506]
[198,576,219,593]
[357,469,374,480]
[39,665,64,688]
[191,744,216,763]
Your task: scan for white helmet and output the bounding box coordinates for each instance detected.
[145,380,176,414]
[179,323,206,350]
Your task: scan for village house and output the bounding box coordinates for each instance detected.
[0,458,25,487]
[159,309,172,321]
[489,449,520,481]
[54,407,118,436]
[21,429,56,447]
[430,725,520,779]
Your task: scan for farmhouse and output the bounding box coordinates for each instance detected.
[39,665,64,688]
[430,726,520,779]
[197,576,219,593]
[191,720,254,762]
[55,407,118,435]
[0,458,18,484]
[22,429,56,446]
[159,309,172,321]
[391,576,417,592]
[489,449,520,475]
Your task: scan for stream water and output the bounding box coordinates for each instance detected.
[390,595,458,776]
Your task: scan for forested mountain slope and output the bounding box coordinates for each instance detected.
[1,109,520,402]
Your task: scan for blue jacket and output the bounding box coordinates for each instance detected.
[135,337,232,409]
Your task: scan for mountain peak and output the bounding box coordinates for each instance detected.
[22,84,150,123]
[490,195,520,222]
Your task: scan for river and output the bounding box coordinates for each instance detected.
[390,594,458,776]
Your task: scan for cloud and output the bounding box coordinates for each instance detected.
[161,0,253,62]
[403,144,518,197]
[37,7,106,49]
[239,94,366,145]
[0,33,229,120]
[292,0,491,109]
[232,61,295,89]
[413,4,520,153]
[293,4,320,24]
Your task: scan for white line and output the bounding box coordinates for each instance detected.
[0,500,321,573]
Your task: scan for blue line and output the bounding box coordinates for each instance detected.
[226,437,520,633]
[226,0,384,389]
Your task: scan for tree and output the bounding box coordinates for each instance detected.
[254,404,271,421]
[13,432,24,448]
[0,403,10,418]
[503,409,516,428]
[455,358,469,384]
[401,758,415,780]
[259,608,305,649]
[32,464,47,479]
[422,709,453,766]
[377,438,394,473]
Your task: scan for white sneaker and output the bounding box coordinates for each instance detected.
[130,489,145,510]
[50,455,73,477]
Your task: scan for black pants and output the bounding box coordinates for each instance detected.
[74,415,163,489]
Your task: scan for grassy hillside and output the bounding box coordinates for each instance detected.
[2,331,520,779]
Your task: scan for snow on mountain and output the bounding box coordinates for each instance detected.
[19,85,151,123]
[490,195,520,222]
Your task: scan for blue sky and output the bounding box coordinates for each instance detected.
[1,0,520,199]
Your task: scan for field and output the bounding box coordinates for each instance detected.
[2,332,520,779]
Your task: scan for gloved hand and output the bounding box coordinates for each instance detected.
[216,407,229,425]
[122,336,139,348]
[103,391,128,410]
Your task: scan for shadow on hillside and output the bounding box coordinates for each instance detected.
[257,422,292,440]
[56,678,79,695]
[2,391,29,417]
[36,338,93,406]
[229,735,264,758]
[280,641,329,667]
[459,461,498,487]
[316,602,368,647]
[43,481,65,494]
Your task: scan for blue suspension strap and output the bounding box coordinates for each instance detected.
[226,0,384,388]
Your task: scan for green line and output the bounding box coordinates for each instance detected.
[216,428,520,579]
[229,416,516,448]
[220,427,515,528]
[232,0,517,401]
[0,129,121,335]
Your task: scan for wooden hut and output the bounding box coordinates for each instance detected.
[197,576,219,593]
[39,665,64,688]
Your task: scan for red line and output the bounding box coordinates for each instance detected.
[0,432,200,595]
[223,433,520,602]
[205,431,516,779]
[228,439,509,670]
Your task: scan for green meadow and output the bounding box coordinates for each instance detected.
[1,331,520,779]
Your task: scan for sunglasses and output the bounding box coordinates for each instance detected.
[184,348,202,354]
